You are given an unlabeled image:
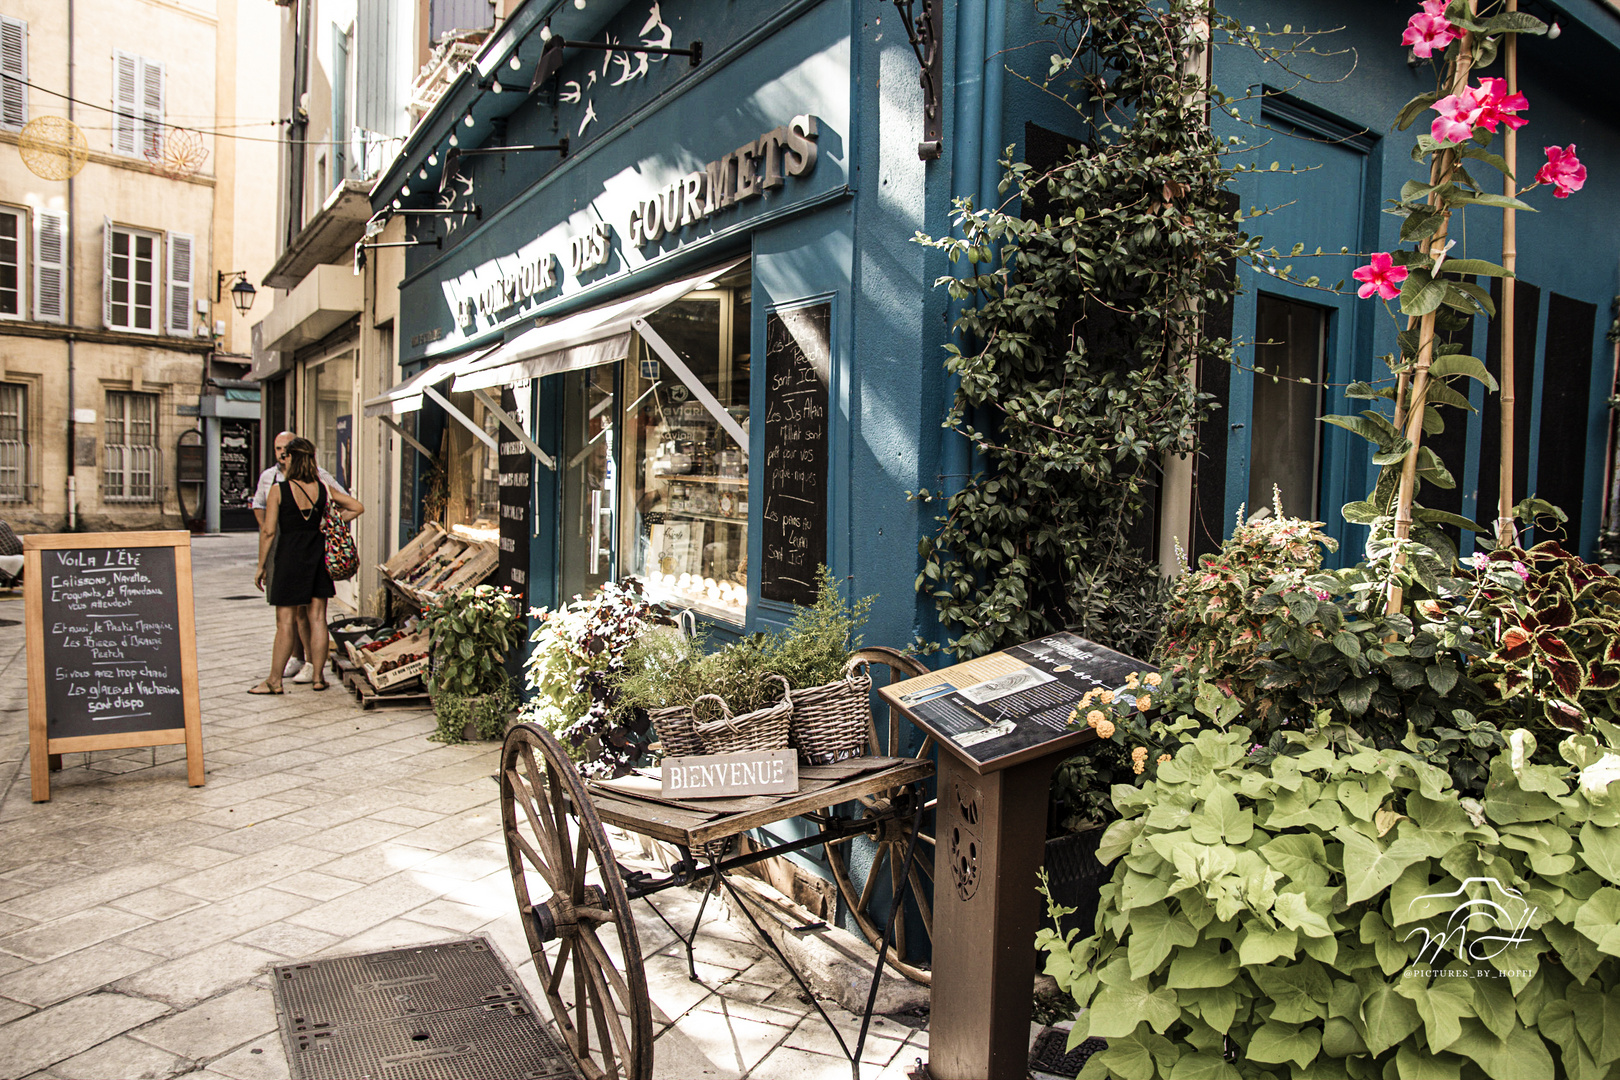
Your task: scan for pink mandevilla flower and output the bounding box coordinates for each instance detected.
[1403,1,1462,58]
[1430,80,1530,145]
[1537,145,1587,198]
[1352,253,1409,300]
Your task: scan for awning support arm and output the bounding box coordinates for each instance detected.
[568,426,610,470]
[376,415,438,464]
[632,317,749,456]
[422,384,499,454]
[470,387,556,471]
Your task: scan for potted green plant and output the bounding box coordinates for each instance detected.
[422,584,523,743]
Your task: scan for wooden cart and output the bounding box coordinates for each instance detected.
[497,648,938,1080]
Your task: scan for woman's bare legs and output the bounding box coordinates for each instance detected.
[252,605,300,693]
[306,596,330,689]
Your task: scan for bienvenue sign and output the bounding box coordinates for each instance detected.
[661,749,798,798]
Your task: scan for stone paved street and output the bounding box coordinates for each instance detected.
[0,534,929,1079]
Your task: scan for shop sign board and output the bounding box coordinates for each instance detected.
[23,531,205,801]
[497,383,533,600]
[759,302,830,606]
[660,749,798,798]
[219,421,256,510]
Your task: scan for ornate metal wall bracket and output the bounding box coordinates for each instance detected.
[891,0,943,159]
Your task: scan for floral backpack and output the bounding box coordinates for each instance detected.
[321,495,359,581]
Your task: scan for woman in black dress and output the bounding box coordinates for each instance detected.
[250,437,365,693]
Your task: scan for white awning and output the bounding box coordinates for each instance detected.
[449,258,744,394]
[361,342,500,418]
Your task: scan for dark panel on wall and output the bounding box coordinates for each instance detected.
[1537,293,1596,548]
[1024,121,1080,223]
[1479,279,1540,539]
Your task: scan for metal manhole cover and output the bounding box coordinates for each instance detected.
[273,935,579,1080]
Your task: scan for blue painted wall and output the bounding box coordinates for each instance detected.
[1216,0,1620,559]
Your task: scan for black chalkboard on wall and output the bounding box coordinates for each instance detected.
[25,531,204,801]
[760,302,831,606]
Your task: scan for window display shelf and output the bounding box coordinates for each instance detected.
[653,473,748,486]
[664,510,746,527]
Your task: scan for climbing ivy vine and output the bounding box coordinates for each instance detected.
[915,0,1255,663]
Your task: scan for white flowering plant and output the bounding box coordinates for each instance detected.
[519,578,672,776]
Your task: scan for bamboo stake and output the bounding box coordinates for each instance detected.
[1496,1,1520,547]
[1387,15,1478,615]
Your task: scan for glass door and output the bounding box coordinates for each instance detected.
[558,365,617,601]
[1248,294,1329,520]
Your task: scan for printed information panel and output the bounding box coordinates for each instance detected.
[880,632,1157,773]
[24,531,204,800]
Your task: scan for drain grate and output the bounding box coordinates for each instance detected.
[1030,1028,1107,1078]
[273,935,578,1080]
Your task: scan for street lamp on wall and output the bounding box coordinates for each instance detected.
[216,270,258,315]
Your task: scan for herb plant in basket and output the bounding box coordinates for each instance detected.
[613,629,787,758]
[761,566,876,763]
[422,584,522,744]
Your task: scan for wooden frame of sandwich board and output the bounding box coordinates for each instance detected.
[24,531,204,802]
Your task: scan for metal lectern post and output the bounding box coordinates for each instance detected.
[876,632,1160,1080]
[929,749,1062,1079]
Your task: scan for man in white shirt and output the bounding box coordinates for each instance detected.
[253,431,349,683]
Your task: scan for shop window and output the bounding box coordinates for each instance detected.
[1248,294,1328,519]
[0,383,25,500]
[104,224,159,334]
[304,353,355,486]
[443,390,501,542]
[0,207,20,318]
[619,270,752,623]
[104,391,159,503]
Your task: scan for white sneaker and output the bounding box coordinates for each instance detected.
[283,657,304,678]
[292,662,316,684]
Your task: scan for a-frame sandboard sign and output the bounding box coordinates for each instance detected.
[24,531,204,801]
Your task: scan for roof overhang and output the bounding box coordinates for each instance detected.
[264,181,375,290]
[254,265,363,354]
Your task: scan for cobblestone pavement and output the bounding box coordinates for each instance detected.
[0,534,928,1079]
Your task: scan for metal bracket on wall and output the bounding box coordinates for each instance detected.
[375,415,438,464]
[422,384,499,454]
[469,386,556,471]
[891,0,944,159]
[631,317,750,455]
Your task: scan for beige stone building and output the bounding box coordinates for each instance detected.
[0,0,279,534]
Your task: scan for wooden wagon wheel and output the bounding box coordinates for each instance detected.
[501,723,653,1080]
[822,646,937,985]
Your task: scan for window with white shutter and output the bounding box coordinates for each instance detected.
[0,208,21,318]
[105,223,159,334]
[0,16,26,130]
[166,232,192,335]
[139,57,164,159]
[33,208,65,324]
[111,51,163,158]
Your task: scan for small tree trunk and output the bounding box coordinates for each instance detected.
[1496,1,1521,546]
[1386,18,1478,614]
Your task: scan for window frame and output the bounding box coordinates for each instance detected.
[0,382,28,501]
[0,205,24,321]
[103,389,161,504]
[105,223,162,335]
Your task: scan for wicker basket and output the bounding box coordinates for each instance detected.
[788,657,874,765]
[692,676,793,755]
[649,704,704,759]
